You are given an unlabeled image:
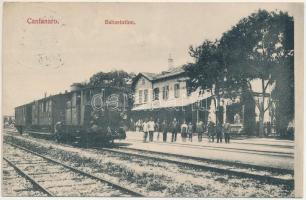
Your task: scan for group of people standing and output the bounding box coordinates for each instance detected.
[136,118,232,144]
[140,118,179,143]
[209,121,231,143]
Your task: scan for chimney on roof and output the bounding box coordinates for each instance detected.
[168,54,174,70]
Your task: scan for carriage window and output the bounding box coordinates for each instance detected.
[66,101,71,109]
[48,101,52,112]
[43,101,47,112]
[86,91,91,102]
[76,93,81,105]
[72,94,76,107]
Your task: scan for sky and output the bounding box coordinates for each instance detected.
[2,2,303,115]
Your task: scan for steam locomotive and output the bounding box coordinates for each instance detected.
[14,85,132,145]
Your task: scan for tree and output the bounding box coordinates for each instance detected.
[185,40,228,125]
[186,10,294,137]
[88,70,134,92]
[219,10,294,137]
[87,70,135,112]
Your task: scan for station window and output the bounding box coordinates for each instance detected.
[186,81,193,96]
[162,86,169,100]
[144,89,148,103]
[153,88,159,100]
[174,83,180,98]
[139,90,143,104]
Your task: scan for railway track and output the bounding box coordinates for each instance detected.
[2,159,49,196]
[3,142,145,197]
[117,146,293,173]
[96,147,294,188]
[4,130,294,190]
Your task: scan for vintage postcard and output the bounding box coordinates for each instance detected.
[1,2,304,198]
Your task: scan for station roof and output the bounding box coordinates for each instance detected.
[132,66,186,89]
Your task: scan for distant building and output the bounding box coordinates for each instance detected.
[3,115,15,128]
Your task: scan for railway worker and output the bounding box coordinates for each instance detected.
[170,118,179,142]
[130,118,135,131]
[216,122,223,143]
[196,120,205,142]
[180,120,188,142]
[54,121,63,142]
[136,120,140,132]
[161,120,168,142]
[148,118,155,142]
[142,119,149,143]
[223,122,231,143]
[208,121,216,142]
[187,122,193,142]
[140,119,144,132]
[155,118,161,141]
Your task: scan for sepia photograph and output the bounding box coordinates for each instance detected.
[1,2,304,198]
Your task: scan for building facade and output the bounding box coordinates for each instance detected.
[131,66,275,135]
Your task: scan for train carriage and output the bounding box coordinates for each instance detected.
[30,94,67,132]
[15,94,67,133]
[15,103,32,134]
[15,85,131,146]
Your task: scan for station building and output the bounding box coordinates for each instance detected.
[131,60,275,135]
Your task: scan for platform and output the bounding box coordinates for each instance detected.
[118,131,294,170]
